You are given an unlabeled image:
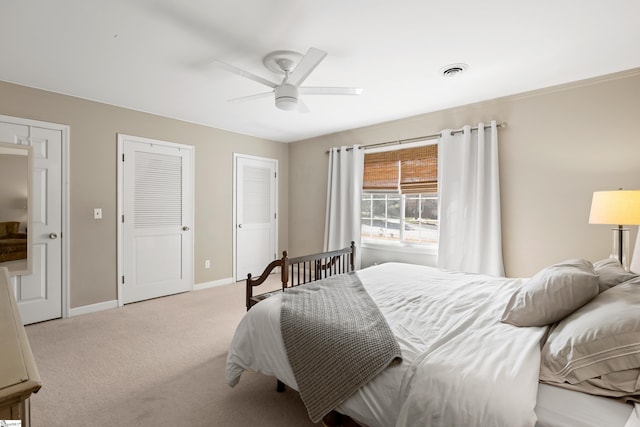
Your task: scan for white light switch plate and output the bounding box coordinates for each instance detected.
[94,208,102,219]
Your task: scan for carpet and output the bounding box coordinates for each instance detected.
[25,277,318,427]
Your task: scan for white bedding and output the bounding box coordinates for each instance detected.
[226,262,634,427]
[536,384,633,427]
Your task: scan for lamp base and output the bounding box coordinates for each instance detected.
[611,226,630,271]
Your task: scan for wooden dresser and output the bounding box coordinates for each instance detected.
[0,267,41,425]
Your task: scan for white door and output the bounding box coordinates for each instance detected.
[119,135,193,304]
[234,154,278,281]
[0,117,65,325]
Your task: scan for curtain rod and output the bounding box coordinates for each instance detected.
[325,122,507,154]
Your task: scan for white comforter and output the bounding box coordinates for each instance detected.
[226,262,548,427]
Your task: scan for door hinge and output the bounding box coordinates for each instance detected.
[274,171,277,178]
[274,212,277,219]
[121,214,125,223]
[121,276,125,284]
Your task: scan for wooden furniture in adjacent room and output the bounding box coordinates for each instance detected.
[0,266,41,425]
[0,222,27,263]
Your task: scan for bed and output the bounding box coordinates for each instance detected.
[227,246,640,427]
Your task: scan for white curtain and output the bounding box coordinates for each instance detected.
[437,121,504,276]
[324,145,364,268]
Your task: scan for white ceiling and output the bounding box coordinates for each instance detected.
[1,1,639,143]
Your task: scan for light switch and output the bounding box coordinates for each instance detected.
[94,208,102,220]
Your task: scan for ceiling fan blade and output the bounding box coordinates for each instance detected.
[300,87,363,96]
[285,47,327,87]
[214,61,278,89]
[227,91,273,103]
[297,99,310,114]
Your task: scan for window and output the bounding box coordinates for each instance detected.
[361,143,438,245]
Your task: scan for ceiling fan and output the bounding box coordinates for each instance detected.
[216,47,363,112]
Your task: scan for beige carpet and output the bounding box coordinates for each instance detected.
[25,277,318,427]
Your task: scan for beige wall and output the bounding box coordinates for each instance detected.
[0,81,289,308]
[2,67,639,308]
[289,69,640,277]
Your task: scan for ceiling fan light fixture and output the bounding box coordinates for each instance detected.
[275,84,299,111]
[276,97,298,111]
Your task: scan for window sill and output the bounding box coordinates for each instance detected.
[361,240,438,256]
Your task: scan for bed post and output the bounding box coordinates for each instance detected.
[349,241,356,271]
[277,250,288,394]
[281,250,289,291]
[245,273,253,312]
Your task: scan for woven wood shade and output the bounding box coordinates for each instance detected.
[363,151,399,191]
[363,144,438,194]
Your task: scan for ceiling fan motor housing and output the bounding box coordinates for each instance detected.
[275,84,299,111]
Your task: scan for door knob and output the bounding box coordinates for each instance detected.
[49,232,58,239]
[182,226,190,231]
[238,224,243,228]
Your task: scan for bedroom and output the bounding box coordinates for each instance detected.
[1,0,640,426]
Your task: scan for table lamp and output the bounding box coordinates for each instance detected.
[589,189,640,271]
[631,231,640,274]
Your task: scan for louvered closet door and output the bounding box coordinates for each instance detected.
[121,136,193,304]
[235,155,277,280]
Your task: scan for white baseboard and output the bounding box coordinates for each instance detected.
[69,299,118,317]
[68,279,235,317]
[194,277,235,291]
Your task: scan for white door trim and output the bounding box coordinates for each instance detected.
[232,153,278,282]
[116,134,195,306]
[0,114,70,319]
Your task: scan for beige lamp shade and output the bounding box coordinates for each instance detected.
[589,190,640,225]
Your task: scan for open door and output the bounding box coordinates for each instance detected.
[0,115,67,325]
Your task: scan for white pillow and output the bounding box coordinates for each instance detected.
[540,277,640,400]
[593,258,637,292]
[501,259,599,327]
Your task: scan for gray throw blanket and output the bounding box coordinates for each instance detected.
[281,272,402,423]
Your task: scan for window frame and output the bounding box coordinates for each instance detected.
[360,139,439,251]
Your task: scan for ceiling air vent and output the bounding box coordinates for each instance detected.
[440,63,469,77]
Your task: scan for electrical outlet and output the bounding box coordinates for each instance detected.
[205,259,211,269]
